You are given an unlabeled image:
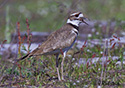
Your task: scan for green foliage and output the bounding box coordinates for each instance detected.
[0,43,125,87]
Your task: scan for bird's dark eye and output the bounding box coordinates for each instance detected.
[75,14,79,17]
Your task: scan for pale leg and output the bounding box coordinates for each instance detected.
[56,67,61,81]
[61,51,66,80]
[56,54,61,81]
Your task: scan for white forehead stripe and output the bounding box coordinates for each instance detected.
[70,12,80,16]
[70,12,84,18]
[78,13,84,18]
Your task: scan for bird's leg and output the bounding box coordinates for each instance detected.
[61,51,66,80]
[56,54,61,81]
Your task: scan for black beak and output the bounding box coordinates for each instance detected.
[80,17,89,25]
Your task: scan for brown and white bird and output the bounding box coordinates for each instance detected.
[12,12,88,81]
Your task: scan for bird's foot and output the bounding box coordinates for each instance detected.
[62,77,65,81]
[58,78,61,81]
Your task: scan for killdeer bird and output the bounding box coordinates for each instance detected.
[12,12,88,81]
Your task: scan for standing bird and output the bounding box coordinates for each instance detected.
[12,12,88,81]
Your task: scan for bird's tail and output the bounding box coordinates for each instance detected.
[15,53,30,62]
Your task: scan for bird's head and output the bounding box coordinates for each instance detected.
[67,12,88,26]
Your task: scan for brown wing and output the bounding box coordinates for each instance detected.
[30,24,77,56]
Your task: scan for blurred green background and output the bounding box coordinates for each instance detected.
[0,0,125,42]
